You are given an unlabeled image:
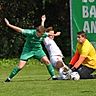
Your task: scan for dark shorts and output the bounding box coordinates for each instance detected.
[77,65,95,79]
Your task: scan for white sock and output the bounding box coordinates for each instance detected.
[59,67,64,78]
[59,67,71,80]
[8,77,11,80]
[64,64,70,70]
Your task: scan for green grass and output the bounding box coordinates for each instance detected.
[0,58,96,96]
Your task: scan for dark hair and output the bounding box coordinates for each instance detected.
[77,31,87,38]
[46,27,53,32]
[36,26,46,33]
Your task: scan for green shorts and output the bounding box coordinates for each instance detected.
[20,47,46,61]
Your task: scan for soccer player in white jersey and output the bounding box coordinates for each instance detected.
[41,15,71,79]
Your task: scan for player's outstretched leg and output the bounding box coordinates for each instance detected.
[5,66,21,82]
[5,60,26,82]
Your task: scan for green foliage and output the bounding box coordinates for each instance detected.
[0,0,71,58]
[0,58,19,67]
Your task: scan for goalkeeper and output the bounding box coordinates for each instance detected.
[68,31,96,79]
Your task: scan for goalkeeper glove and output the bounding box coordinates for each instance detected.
[71,67,76,72]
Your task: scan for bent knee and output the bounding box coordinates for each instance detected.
[41,56,50,64]
[43,60,50,65]
[55,61,64,68]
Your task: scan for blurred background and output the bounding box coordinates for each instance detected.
[0,0,71,58]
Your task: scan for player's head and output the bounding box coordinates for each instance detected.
[46,27,55,39]
[36,26,46,36]
[77,31,86,44]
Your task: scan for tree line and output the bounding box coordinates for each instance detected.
[0,0,71,58]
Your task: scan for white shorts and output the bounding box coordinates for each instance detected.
[50,56,64,67]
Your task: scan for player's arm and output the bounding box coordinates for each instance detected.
[41,15,60,37]
[71,55,86,69]
[41,15,46,26]
[69,50,80,66]
[48,31,61,37]
[4,18,24,32]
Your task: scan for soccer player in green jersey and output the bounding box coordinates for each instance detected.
[4,18,60,82]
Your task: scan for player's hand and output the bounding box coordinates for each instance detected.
[41,15,46,22]
[4,18,10,25]
[55,32,61,36]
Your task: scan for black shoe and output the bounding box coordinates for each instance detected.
[5,78,11,82]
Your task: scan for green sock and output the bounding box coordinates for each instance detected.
[46,64,55,77]
[9,66,21,79]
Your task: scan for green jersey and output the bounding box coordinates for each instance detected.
[22,29,48,50]
[20,29,48,60]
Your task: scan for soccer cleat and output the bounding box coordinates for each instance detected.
[5,78,11,82]
[52,76,58,80]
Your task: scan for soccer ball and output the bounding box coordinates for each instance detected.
[70,72,80,80]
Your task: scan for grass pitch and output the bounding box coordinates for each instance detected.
[0,58,96,96]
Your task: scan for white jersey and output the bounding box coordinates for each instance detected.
[44,37,70,79]
[44,37,63,57]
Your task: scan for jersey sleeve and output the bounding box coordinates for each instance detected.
[69,50,80,65]
[44,37,49,45]
[44,32,48,37]
[21,29,36,36]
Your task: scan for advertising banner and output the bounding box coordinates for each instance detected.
[70,0,96,55]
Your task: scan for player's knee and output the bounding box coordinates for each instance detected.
[43,59,50,65]
[45,60,50,64]
[18,66,23,70]
[18,60,26,69]
[56,61,63,68]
